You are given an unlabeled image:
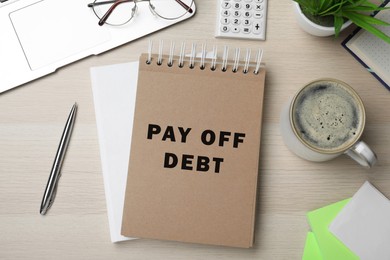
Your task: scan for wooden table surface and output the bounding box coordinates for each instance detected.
[1,1,389,259]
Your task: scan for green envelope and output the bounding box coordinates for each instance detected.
[307,199,359,260]
[302,232,323,260]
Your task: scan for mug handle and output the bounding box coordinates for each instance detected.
[345,141,377,168]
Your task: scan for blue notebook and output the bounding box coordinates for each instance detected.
[342,0,390,90]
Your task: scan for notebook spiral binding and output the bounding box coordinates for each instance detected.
[145,40,264,75]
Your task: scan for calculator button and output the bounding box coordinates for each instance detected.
[243,19,251,26]
[254,12,263,19]
[233,2,241,9]
[232,27,240,33]
[243,11,252,18]
[253,22,262,34]
[221,25,230,32]
[255,4,263,11]
[221,17,230,25]
[255,0,263,2]
[222,1,231,8]
[244,3,252,10]
[243,27,251,33]
[233,10,241,17]
[222,10,230,17]
[232,18,240,25]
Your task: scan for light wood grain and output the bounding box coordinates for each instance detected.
[1,1,390,259]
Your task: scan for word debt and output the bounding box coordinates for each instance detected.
[164,153,224,173]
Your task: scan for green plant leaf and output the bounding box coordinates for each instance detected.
[319,0,349,15]
[348,0,377,8]
[321,0,337,11]
[343,11,390,44]
[334,15,344,37]
[344,11,390,26]
[319,0,327,10]
[343,5,390,12]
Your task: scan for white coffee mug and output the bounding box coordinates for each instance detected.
[280,79,377,168]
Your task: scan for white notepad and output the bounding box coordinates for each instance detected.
[90,61,139,243]
[329,181,390,260]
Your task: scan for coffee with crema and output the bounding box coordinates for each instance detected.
[291,80,365,153]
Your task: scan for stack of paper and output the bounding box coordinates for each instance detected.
[303,199,357,260]
[90,61,140,242]
[303,181,390,260]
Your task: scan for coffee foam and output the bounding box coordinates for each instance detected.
[292,81,364,152]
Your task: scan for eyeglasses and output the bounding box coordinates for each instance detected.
[87,0,194,26]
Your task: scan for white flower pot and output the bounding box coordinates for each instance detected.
[293,2,352,37]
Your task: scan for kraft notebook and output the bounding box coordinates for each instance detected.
[121,43,266,248]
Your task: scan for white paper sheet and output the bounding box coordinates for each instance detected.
[329,181,390,260]
[90,61,139,243]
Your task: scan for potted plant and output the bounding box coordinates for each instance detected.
[293,0,390,43]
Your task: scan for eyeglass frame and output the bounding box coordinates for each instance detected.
[87,0,194,26]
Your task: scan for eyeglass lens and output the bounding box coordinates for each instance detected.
[89,0,194,26]
[149,0,193,20]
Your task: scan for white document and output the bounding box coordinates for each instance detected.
[329,181,390,260]
[90,62,139,243]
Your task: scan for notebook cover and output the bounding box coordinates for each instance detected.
[121,53,266,248]
[342,0,390,90]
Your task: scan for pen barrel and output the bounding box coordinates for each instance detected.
[52,104,77,172]
[40,103,77,214]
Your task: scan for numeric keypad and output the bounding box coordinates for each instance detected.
[215,0,268,40]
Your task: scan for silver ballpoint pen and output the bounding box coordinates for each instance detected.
[40,103,77,215]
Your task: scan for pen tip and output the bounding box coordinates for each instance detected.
[71,102,78,113]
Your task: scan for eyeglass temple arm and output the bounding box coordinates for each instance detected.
[175,0,193,14]
[93,0,134,26]
[87,0,119,7]
[88,0,133,7]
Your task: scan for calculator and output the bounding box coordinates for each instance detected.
[215,0,268,41]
